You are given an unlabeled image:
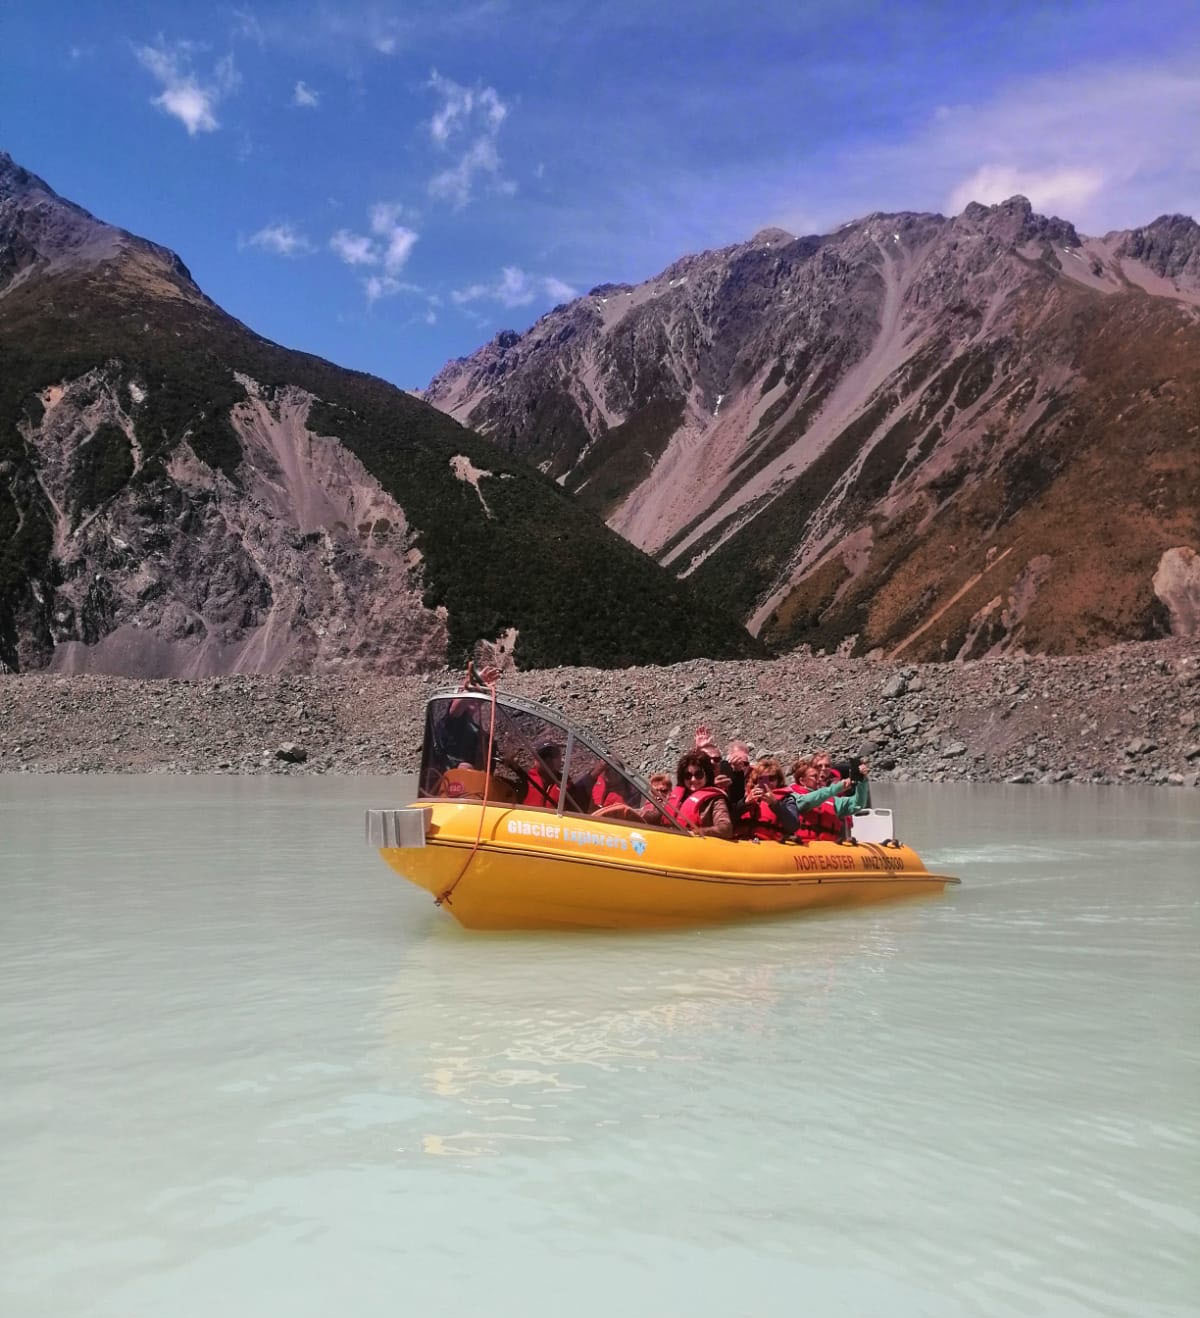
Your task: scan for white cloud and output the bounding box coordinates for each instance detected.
[244,223,314,257]
[292,80,319,108]
[331,204,420,299]
[452,267,576,309]
[426,69,512,208]
[856,62,1200,233]
[367,203,418,273]
[947,165,1105,217]
[542,275,578,302]
[330,229,378,265]
[135,41,239,136]
[428,69,506,144]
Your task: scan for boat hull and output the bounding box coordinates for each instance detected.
[377,800,958,931]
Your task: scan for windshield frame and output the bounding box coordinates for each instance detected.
[418,686,686,832]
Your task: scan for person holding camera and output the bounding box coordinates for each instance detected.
[787,756,870,842]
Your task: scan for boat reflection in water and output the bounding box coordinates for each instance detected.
[373,916,907,1160]
[366,683,959,931]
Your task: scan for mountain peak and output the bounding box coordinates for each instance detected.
[1115,212,1200,282]
[0,149,201,302]
[749,226,795,246]
[956,193,1079,247]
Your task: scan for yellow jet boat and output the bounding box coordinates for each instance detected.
[367,685,959,931]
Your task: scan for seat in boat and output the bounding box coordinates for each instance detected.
[435,766,518,803]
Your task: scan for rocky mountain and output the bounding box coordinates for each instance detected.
[427,198,1200,660]
[0,151,759,675]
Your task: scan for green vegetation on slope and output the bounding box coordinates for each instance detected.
[0,257,759,670]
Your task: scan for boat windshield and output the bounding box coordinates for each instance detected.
[418,689,681,828]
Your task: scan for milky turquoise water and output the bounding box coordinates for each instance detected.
[2,776,1197,1318]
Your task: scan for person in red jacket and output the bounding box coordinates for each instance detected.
[789,757,869,841]
[737,758,794,840]
[522,742,568,808]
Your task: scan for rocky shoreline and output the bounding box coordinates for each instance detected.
[1,638,1199,786]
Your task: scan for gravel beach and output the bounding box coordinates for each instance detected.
[2,639,1198,787]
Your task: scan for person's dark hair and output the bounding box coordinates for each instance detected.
[676,751,714,788]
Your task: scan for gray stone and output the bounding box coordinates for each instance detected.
[881,674,908,699]
[275,742,308,763]
[1007,770,1034,784]
[941,741,967,757]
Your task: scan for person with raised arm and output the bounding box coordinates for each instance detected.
[787,756,870,842]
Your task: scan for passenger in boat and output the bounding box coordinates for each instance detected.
[674,752,734,839]
[590,764,631,813]
[522,741,568,808]
[610,772,674,825]
[810,750,840,785]
[439,664,504,769]
[694,725,749,809]
[723,740,750,809]
[736,758,795,840]
[788,757,869,841]
[645,771,673,816]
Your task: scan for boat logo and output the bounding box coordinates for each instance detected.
[629,831,647,856]
[447,781,465,797]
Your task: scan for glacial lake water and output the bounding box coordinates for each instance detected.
[1,775,1197,1318]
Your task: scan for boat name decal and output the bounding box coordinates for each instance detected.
[793,853,857,872]
[505,818,642,853]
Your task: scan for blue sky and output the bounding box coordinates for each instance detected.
[3,1,1200,390]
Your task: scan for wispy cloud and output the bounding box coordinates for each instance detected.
[330,229,377,265]
[427,69,513,208]
[135,40,239,136]
[243,223,314,256]
[452,266,576,309]
[292,80,319,108]
[793,60,1200,235]
[330,203,420,300]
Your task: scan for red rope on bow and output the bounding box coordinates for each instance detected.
[435,670,498,908]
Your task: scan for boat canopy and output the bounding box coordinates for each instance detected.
[418,687,684,829]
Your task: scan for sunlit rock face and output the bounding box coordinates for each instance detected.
[1155,548,1200,638]
[18,370,448,677]
[427,197,1200,660]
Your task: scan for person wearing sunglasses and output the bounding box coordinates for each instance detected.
[737,757,795,840]
[671,751,733,839]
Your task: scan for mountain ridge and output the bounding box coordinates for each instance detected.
[425,195,1200,660]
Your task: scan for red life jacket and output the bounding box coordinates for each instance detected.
[745,786,791,841]
[591,774,625,811]
[522,766,561,808]
[677,787,726,830]
[794,790,843,842]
